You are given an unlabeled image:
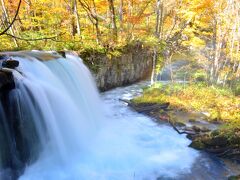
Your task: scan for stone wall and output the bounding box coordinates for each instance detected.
[80,43,153,91]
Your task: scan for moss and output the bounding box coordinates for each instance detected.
[79,41,153,73]
[211,130,220,136]
[189,140,205,150]
[228,175,240,180]
[133,82,239,126]
[174,121,186,127]
[134,82,240,149]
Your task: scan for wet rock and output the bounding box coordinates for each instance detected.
[174,121,186,127]
[57,51,66,58]
[192,135,224,148]
[183,125,211,135]
[189,130,240,163]
[200,127,211,133]
[192,126,201,132]
[0,71,15,92]
[130,102,170,113]
[0,70,42,179]
[192,126,210,133]
[204,136,228,147]
[2,60,19,69]
[189,118,196,122]
[189,140,205,150]
[186,133,201,140]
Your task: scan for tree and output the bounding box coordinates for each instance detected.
[0,0,21,47]
[107,0,117,41]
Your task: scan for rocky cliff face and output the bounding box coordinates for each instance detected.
[80,43,153,91]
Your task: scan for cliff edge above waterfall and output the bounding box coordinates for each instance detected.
[80,42,153,91]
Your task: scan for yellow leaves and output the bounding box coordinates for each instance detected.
[183,36,205,48]
[181,27,206,48]
[96,0,108,8]
[194,0,214,12]
[136,83,239,123]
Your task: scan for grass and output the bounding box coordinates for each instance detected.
[133,82,240,125]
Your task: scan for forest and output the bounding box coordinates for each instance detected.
[0,0,240,179]
[0,0,239,89]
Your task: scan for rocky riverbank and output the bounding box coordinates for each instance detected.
[121,99,240,173]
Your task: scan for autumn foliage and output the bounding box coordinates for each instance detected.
[0,0,239,87]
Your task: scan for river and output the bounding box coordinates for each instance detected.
[0,52,238,180]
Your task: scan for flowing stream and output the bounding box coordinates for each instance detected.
[0,52,237,180]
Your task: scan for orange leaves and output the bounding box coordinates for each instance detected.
[125,15,141,24]
[96,0,108,7]
[194,0,214,11]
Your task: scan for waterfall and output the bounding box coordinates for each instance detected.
[0,52,105,179]
[0,51,203,180]
[14,52,104,156]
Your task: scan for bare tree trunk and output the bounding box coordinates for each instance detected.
[119,0,123,31]
[209,18,217,83]
[155,0,160,37]
[78,0,101,43]
[108,0,117,41]
[159,1,164,39]
[69,0,76,36]
[168,53,174,83]
[126,0,133,40]
[151,48,157,85]
[73,0,81,36]
[155,0,164,39]
[92,0,100,43]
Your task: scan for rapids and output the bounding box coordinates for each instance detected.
[0,52,236,179]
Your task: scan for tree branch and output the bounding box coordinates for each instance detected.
[0,0,22,36]
[5,33,65,41]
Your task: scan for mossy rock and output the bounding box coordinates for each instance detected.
[211,130,220,136]
[192,125,201,132]
[174,121,186,127]
[189,140,205,150]
[228,175,240,180]
[200,127,211,133]
[204,136,228,147]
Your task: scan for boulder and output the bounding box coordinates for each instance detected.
[189,140,205,150]
[228,175,240,180]
[2,60,19,69]
[0,70,15,92]
[204,136,228,147]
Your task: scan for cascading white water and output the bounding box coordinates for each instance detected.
[11,53,104,162]
[2,52,230,180]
